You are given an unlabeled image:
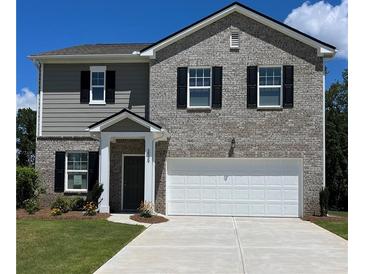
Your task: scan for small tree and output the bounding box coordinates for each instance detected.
[87,182,104,206]
[16,166,41,208]
[319,187,330,216]
[16,108,36,166]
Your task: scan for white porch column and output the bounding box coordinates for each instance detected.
[144,135,155,203]
[99,133,111,213]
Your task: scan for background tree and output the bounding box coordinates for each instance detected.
[325,69,348,210]
[16,108,36,166]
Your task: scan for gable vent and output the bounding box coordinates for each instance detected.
[230,31,239,48]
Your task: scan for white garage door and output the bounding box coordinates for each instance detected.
[166,158,302,217]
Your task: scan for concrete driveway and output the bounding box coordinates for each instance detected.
[95,216,347,274]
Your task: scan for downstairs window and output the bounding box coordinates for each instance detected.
[65,152,88,192]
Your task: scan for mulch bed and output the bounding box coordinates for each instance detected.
[302,215,347,222]
[16,208,110,220]
[130,214,169,224]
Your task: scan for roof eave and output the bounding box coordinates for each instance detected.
[140,3,336,58]
[27,53,149,63]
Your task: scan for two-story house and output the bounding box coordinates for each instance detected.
[29,2,336,217]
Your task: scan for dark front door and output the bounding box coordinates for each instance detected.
[123,156,144,211]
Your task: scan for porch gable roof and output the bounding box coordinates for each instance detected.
[88,108,162,133]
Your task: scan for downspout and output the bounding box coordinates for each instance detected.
[323,63,326,188]
[38,62,44,137]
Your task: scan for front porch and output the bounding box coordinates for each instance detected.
[87,108,168,213]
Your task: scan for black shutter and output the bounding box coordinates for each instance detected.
[106,71,116,104]
[283,65,294,108]
[212,66,223,108]
[54,152,65,192]
[80,71,90,103]
[88,151,99,191]
[247,66,258,108]
[177,67,188,108]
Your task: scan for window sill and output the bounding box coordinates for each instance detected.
[64,190,88,194]
[89,102,106,106]
[257,106,283,111]
[187,107,212,113]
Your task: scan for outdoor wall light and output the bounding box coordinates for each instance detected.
[231,138,236,149]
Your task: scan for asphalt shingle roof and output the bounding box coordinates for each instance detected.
[31,43,152,56]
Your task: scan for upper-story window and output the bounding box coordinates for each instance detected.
[258,66,282,108]
[90,66,106,104]
[188,67,211,108]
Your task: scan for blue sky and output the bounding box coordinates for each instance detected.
[17,0,347,108]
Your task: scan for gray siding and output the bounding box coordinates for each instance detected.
[42,63,149,136]
[103,118,149,132]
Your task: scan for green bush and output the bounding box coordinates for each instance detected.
[320,187,330,216]
[24,198,39,214]
[16,167,41,208]
[87,182,104,205]
[51,197,70,213]
[69,197,85,211]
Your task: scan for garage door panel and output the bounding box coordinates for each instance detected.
[201,189,217,200]
[217,189,232,200]
[283,176,299,186]
[232,176,249,186]
[264,176,282,186]
[266,189,282,200]
[232,189,249,200]
[167,188,186,200]
[283,190,298,200]
[250,204,266,215]
[166,159,301,217]
[250,189,265,200]
[185,189,200,200]
[217,203,233,215]
[249,176,265,186]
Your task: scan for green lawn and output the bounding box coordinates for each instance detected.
[17,219,145,274]
[328,210,348,218]
[312,211,348,240]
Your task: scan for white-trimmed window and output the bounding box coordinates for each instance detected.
[188,67,211,108]
[65,152,88,192]
[258,66,282,108]
[90,66,106,104]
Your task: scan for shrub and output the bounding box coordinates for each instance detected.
[16,167,41,208]
[24,198,39,214]
[69,197,86,211]
[51,196,70,213]
[83,202,97,216]
[138,201,154,218]
[319,187,330,216]
[50,208,62,216]
[86,182,104,205]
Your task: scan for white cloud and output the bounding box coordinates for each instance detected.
[284,0,348,58]
[16,87,37,110]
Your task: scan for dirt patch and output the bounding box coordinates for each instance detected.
[17,208,110,220]
[303,215,347,222]
[130,214,169,224]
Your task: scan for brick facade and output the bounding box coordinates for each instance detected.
[149,12,324,216]
[35,137,99,206]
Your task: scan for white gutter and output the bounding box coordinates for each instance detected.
[39,63,43,137]
[27,53,150,64]
[323,67,326,187]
